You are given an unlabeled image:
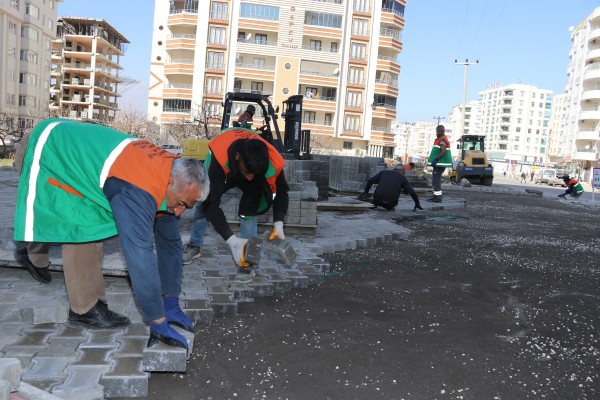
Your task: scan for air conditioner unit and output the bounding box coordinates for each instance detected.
[72,78,79,85]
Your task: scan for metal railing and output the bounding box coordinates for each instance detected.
[163,107,192,113]
[373,103,396,110]
[375,79,398,88]
[302,119,333,126]
[371,126,394,133]
[381,7,404,18]
[168,34,196,39]
[209,11,228,19]
[235,62,275,71]
[169,8,199,15]
[351,29,370,36]
[300,70,339,78]
[380,28,402,41]
[164,83,193,89]
[301,44,339,53]
[205,62,225,69]
[237,38,278,46]
[166,58,194,64]
[239,13,279,21]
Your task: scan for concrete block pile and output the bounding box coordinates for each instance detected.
[312,155,387,193]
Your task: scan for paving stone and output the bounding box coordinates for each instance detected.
[142,343,188,373]
[0,358,21,391]
[112,337,147,358]
[183,299,214,325]
[51,365,109,400]
[101,356,148,398]
[0,379,9,400]
[70,347,113,367]
[78,330,122,349]
[207,293,237,318]
[36,338,85,358]
[120,323,149,338]
[20,300,68,325]
[22,357,70,381]
[259,268,292,293]
[14,331,51,347]
[248,276,275,298]
[12,381,65,400]
[281,269,310,289]
[260,233,298,265]
[296,265,324,285]
[227,282,256,303]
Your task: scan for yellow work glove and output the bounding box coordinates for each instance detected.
[269,221,285,240]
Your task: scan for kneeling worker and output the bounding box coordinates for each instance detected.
[359,165,424,211]
[558,175,584,198]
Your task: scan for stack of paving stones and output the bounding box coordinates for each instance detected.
[283,157,330,201]
[312,155,387,194]
[0,166,418,398]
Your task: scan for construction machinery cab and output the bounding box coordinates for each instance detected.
[451,135,494,186]
[221,92,310,159]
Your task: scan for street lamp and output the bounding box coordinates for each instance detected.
[455,59,479,136]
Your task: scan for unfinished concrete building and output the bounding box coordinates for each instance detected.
[50,17,129,122]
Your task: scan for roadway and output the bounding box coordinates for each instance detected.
[490,175,599,202]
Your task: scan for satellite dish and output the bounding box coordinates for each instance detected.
[235,106,241,114]
[333,68,339,75]
[246,33,252,40]
[568,26,575,32]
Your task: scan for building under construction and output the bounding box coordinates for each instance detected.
[50,17,129,122]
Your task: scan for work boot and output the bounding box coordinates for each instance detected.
[68,300,131,329]
[164,296,194,332]
[182,243,202,265]
[427,195,442,203]
[234,266,256,283]
[14,246,52,284]
[148,320,188,350]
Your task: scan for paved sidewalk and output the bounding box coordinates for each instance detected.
[0,166,471,399]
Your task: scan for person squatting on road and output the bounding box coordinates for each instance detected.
[13,118,209,351]
[359,164,424,212]
[558,175,584,198]
[427,125,452,203]
[182,128,289,283]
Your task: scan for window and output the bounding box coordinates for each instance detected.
[18,95,36,107]
[49,0,54,9]
[352,18,368,36]
[240,3,279,20]
[205,77,222,94]
[255,34,267,45]
[304,11,343,28]
[6,94,16,105]
[304,87,317,98]
[251,81,263,94]
[206,51,224,69]
[8,48,16,58]
[8,21,17,34]
[345,114,360,131]
[162,99,191,112]
[209,27,226,44]
[309,40,322,51]
[20,50,38,63]
[47,19,53,30]
[210,1,228,19]
[206,101,221,117]
[330,42,338,53]
[343,141,353,149]
[303,111,316,123]
[252,58,265,69]
[350,43,366,59]
[21,26,39,41]
[234,80,242,90]
[324,113,332,125]
[18,118,34,129]
[19,72,37,86]
[346,91,362,107]
[348,67,364,84]
[25,3,40,18]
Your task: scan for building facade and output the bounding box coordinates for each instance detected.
[477,83,552,165]
[562,6,600,180]
[547,92,568,164]
[0,0,61,130]
[148,0,405,156]
[50,17,128,122]
[392,120,436,164]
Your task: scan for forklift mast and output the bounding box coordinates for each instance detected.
[281,95,310,158]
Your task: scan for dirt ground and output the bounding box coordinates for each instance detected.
[146,192,600,400]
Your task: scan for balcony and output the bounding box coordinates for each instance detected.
[576,130,600,141]
[235,62,275,71]
[203,87,224,99]
[379,28,402,51]
[372,103,396,119]
[166,34,196,50]
[205,62,225,74]
[579,109,600,121]
[574,148,598,161]
[585,47,600,63]
[581,89,600,102]
[163,83,193,99]
[590,27,600,43]
[168,8,199,26]
[301,44,339,54]
[232,88,273,97]
[381,7,405,28]
[377,55,400,74]
[209,11,229,24]
[164,58,194,75]
[583,64,600,82]
[342,128,363,137]
[207,38,227,49]
[351,29,370,40]
[347,79,365,89]
[348,54,368,65]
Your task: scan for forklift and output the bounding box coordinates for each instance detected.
[182,92,310,161]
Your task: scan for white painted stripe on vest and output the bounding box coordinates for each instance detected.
[99,138,139,188]
[24,121,64,241]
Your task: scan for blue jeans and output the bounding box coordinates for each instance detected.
[190,205,258,244]
[104,178,182,321]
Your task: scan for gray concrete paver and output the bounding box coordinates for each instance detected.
[0,166,471,398]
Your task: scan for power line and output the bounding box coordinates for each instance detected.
[433,116,445,125]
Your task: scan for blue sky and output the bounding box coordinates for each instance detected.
[58,0,599,122]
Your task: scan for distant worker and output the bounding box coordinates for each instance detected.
[358,165,424,212]
[237,105,255,129]
[427,125,452,203]
[558,176,584,198]
[520,172,527,184]
[404,162,415,171]
[530,171,535,182]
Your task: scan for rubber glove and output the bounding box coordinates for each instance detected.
[269,221,285,240]
[413,204,424,212]
[226,235,249,267]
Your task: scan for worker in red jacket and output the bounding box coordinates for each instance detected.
[558,176,584,198]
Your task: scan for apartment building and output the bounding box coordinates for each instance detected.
[392,120,436,163]
[562,6,600,180]
[547,92,568,164]
[0,0,61,129]
[50,17,128,121]
[148,0,405,157]
[447,100,480,145]
[477,83,552,165]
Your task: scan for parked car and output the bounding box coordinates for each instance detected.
[534,169,564,186]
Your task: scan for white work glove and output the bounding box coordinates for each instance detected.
[269,221,285,240]
[226,235,249,267]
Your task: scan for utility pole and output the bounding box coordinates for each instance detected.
[433,116,445,126]
[455,59,479,136]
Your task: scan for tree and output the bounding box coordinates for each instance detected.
[161,100,222,145]
[109,109,161,144]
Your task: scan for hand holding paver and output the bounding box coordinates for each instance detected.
[226,235,249,267]
[269,221,285,240]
